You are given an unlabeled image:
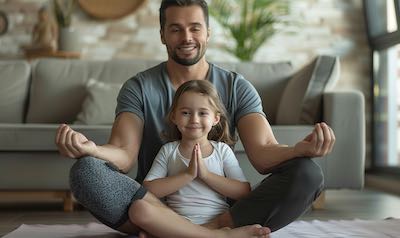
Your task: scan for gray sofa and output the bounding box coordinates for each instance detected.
[0,55,365,210]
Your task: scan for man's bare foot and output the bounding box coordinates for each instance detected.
[216,224,270,238]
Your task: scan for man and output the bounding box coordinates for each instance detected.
[55,0,335,237]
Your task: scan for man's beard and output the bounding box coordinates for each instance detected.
[169,44,206,66]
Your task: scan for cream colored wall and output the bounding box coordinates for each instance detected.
[0,0,371,166]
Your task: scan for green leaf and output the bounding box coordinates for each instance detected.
[210,0,289,61]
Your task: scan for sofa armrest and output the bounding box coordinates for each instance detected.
[322,90,365,189]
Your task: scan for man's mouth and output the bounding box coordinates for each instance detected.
[178,45,197,53]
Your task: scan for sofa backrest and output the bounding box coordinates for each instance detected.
[25,58,294,124]
[0,60,31,123]
[215,61,293,124]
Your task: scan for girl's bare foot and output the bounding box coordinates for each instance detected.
[201,220,219,229]
[216,224,270,238]
[138,230,157,238]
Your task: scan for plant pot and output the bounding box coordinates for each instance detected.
[58,27,81,52]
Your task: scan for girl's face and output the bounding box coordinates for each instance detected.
[172,91,220,141]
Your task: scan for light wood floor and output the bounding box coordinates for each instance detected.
[1,188,400,236]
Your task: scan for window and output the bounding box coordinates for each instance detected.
[365,0,400,174]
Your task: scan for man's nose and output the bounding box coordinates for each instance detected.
[182,29,193,42]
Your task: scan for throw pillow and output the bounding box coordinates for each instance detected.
[74,79,122,125]
[275,55,340,125]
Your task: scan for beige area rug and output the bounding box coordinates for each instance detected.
[3,219,400,238]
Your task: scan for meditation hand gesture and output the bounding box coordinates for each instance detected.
[187,145,198,179]
[187,143,209,180]
[55,124,97,159]
[294,122,335,158]
[195,143,209,180]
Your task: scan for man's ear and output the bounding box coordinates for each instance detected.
[207,28,211,42]
[160,29,166,45]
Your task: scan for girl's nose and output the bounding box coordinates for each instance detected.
[190,114,199,122]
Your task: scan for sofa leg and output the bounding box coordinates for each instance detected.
[312,191,325,209]
[0,190,75,211]
[63,191,74,212]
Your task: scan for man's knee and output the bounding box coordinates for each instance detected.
[285,158,324,197]
[69,156,104,196]
[69,156,145,229]
[295,158,323,187]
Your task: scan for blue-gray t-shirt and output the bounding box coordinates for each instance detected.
[116,62,265,183]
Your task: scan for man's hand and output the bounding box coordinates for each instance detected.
[294,122,335,158]
[55,124,97,159]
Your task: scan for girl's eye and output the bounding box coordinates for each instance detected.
[200,112,209,116]
[182,111,190,116]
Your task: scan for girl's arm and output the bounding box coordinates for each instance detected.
[198,172,251,200]
[143,172,194,198]
[143,145,198,198]
[196,144,251,200]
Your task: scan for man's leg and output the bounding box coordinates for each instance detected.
[228,157,324,231]
[69,156,145,232]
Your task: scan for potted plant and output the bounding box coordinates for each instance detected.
[210,0,289,61]
[53,0,80,52]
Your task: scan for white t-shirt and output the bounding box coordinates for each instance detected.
[144,141,248,224]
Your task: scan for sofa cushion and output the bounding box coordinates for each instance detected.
[0,124,111,151]
[26,59,160,123]
[74,79,122,125]
[0,60,30,123]
[275,55,339,124]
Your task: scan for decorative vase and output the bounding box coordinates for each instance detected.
[58,27,81,52]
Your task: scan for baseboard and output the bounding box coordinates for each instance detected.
[365,174,400,196]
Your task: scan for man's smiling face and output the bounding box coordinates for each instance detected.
[161,5,210,66]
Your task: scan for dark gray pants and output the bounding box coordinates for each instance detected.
[69,156,323,231]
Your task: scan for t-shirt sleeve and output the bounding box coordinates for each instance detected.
[115,76,144,120]
[220,143,248,182]
[144,144,169,181]
[234,76,266,125]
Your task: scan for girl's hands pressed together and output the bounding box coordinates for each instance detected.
[187,144,198,179]
[195,143,209,180]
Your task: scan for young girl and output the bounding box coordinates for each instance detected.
[143,79,251,225]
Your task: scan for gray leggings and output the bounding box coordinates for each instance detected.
[70,156,323,231]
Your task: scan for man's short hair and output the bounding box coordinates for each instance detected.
[159,0,209,30]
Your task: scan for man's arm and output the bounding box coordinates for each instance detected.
[237,113,335,174]
[55,112,143,173]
